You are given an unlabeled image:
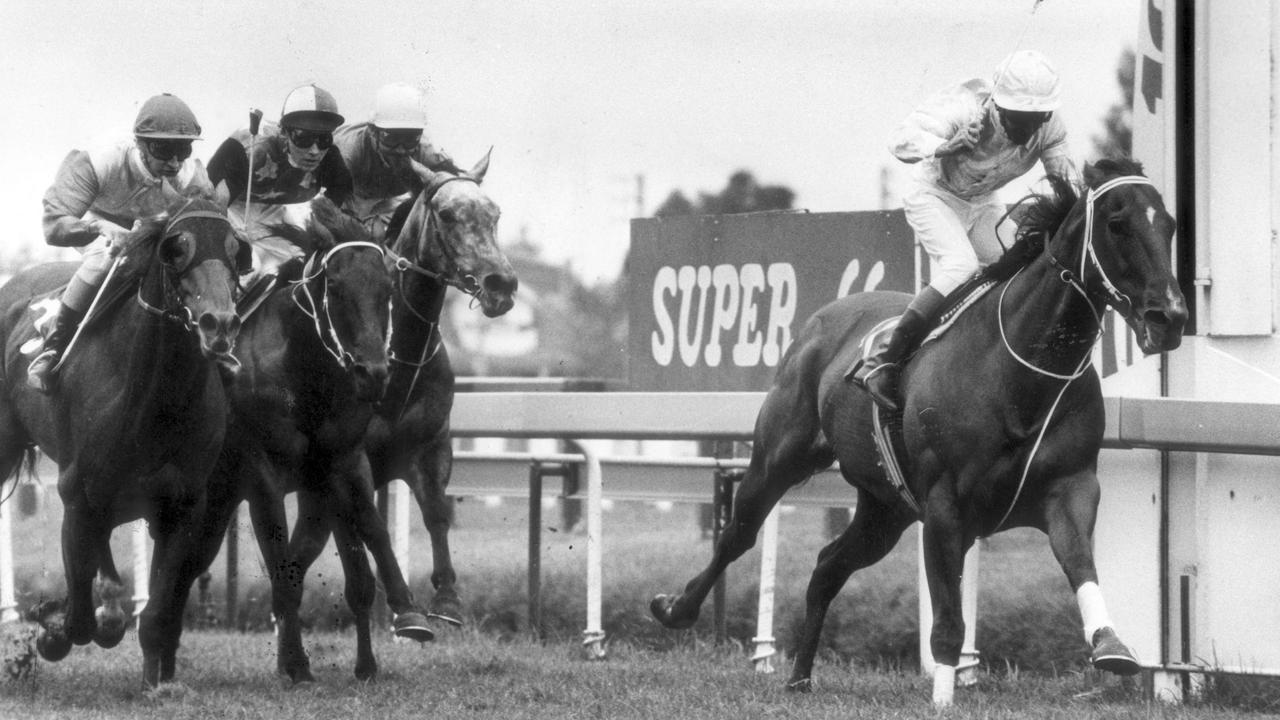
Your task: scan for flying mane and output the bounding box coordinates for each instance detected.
[979,158,1148,284]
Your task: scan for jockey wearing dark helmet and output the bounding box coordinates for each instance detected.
[850,50,1077,413]
[332,82,462,242]
[207,83,353,281]
[28,93,214,393]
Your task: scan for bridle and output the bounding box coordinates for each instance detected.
[135,203,234,331]
[997,175,1153,381]
[383,174,487,323]
[291,240,388,370]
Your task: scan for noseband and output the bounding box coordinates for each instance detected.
[292,240,388,370]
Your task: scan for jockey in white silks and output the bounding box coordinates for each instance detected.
[851,50,1078,413]
[333,82,459,243]
[28,93,214,392]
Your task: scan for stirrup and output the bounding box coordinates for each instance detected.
[862,363,902,413]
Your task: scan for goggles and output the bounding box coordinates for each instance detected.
[286,128,334,150]
[375,128,422,152]
[142,139,194,162]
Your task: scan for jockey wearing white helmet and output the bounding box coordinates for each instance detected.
[332,82,460,242]
[851,50,1076,413]
[29,93,215,392]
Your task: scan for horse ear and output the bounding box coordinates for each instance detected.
[409,158,438,188]
[213,180,232,209]
[1081,162,1102,189]
[308,199,338,251]
[467,147,492,184]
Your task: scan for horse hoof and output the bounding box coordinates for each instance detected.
[290,668,316,685]
[94,609,128,649]
[36,632,72,662]
[428,593,465,627]
[392,611,435,642]
[649,595,696,630]
[1091,627,1141,676]
[355,663,378,682]
[785,677,813,693]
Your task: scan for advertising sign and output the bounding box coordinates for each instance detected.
[627,210,915,391]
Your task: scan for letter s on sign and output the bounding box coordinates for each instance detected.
[650,266,677,366]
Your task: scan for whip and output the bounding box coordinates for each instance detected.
[243,108,263,231]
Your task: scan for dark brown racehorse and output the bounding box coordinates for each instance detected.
[650,159,1188,706]
[183,196,426,682]
[0,192,242,686]
[289,152,517,629]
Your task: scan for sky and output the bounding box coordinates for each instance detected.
[0,0,1136,285]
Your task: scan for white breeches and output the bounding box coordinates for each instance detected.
[903,183,1012,296]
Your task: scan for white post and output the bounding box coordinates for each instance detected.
[575,441,606,659]
[393,479,411,583]
[0,499,17,623]
[917,523,981,683]
[751,505,780,673]
[132,519,149,628]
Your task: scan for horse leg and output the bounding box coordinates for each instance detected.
[330,452,432,642]
[1043,469,1140,676]
[651,384,831,629]
[247,478,313,683]
[408,436,463,626]
[920,476,973,707]
[326,515,380,681]
[786,490,915,692]
[137,477,210,686]
[92,541,128,649]
[47,491,103,655]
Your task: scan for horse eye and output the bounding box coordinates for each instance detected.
[439,209,457,224]
[1107,218,1127,236]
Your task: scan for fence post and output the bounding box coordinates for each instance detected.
[0,499,16,624]
[711,469,737,645]
[751,505,780,672]
[132,519,149,628]
[393,480,412,585]
[527,462,544,640]
[569,441,607,659]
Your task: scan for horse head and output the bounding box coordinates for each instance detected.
[1071,159,1188,354]
[397,149,518,318]
[290,196,393,401]
[137,190,243,359]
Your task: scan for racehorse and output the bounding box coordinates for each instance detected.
[184,196,426,683]
[649,159,1188,706]
[0,191,242,686]
[288,151,517,629]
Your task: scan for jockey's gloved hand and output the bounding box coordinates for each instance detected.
[106,220,144,258]
[934,120,982,158]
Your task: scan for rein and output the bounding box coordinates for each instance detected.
[384,175,487,313]
[991,174,1152,533]
[291,240,388,370]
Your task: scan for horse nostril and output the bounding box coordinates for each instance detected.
[483,273,518,296]
[228,316,242,337]
[1144,310,1170,326]
[198,314,218,334]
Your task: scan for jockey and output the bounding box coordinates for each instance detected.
[332,82,460,242]
[207,83,353,279]
[851,50,1077,412]
[28,93,214,392]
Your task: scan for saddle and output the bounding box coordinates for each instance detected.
[855,277,1000,517]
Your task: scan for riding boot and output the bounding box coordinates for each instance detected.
[26,303,85,393]
[850,286,947,413]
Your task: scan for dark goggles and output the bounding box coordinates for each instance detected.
[142,139,194,162]
[286,128,334,150]
[376,128,422,151]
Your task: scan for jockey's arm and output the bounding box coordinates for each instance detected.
[888,83,976,164]
[1042,153,1078,186]
[42,150,102,248]
[318,147,354,208]
[206,137,249,203]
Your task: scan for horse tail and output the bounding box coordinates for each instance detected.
[0,445,39,504]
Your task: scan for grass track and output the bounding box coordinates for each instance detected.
[0,627,1262,720]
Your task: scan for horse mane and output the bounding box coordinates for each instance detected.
[267,196,370,256]
[978,173,1079,283]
